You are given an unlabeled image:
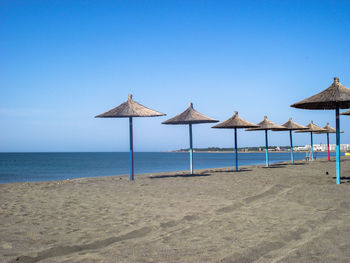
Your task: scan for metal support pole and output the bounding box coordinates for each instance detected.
[336,107,341,184]
[129,117,134,181]
[265,129,269,168]
[327,133,330,162]
[234,128,238,172]
[290,130,294,164]
[189,123,193,175]
[310,131,314,161]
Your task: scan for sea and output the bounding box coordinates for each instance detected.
[0,151,339,184]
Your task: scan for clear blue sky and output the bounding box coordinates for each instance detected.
[1,0,350,152]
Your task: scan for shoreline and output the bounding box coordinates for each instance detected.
[0,153,339,185]
[0,156,327,186]
[171,150,343,153]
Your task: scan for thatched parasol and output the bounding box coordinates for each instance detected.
[162,103,218,174]
[246,116,285,167]
[212,111,258,172]
[314,123,343,161]
[272,118,308,164]
[96,94,166,181]
[341,109,350,115]
[295,121,327,161]
[291,77,350,184]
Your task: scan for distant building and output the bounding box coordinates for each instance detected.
[294,145,310,151]
[293,144,350,152]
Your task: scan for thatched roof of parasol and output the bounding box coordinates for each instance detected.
[291,77,350,110]
[295,121,328,133]
[212,111,258,129]
[162,103,219,125]
[95,94,166,118]
[341,109,350,115]
[246,116,285,131]
[273,118,308,131]
[314,123,343,134]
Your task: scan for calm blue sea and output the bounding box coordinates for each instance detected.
[0,152,338,184]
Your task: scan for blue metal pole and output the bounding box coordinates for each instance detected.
[234,128,238,172]
[265,129,269,167]
[290,130,294,164]
[189,123,193,175]
[129,117,134,181]
[336,106,341,184]
[310,131,314,161]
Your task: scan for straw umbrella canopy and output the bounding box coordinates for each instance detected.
[321,123,337,133]
[246,116,285,168]
[162,102,218,174]
[95,94,166,181]
[212,111,258,172]
[291,77,350,184]
[295,121,327,161]
[314,123,343,162]
[272,118,308,164]
[341,109,350,115]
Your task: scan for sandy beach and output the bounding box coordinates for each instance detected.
[1,157,350,263]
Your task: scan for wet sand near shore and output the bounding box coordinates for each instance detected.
[1,157,350,263]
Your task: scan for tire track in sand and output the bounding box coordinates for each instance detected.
[216,184,289,214]
[12,227,152,263]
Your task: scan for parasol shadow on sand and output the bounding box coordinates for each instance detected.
[95,94,166,181]
[314,123,344,162]
[291,77,350,184]
[246,116,285,168]
[162,103,218,175]
[295,121,328,161]
[212,111,258,172]
[272,118,308,164]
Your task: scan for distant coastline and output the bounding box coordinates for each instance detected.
[171,147,339,153]
[172,146,294,153]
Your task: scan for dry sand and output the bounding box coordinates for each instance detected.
[1,157,350,263]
